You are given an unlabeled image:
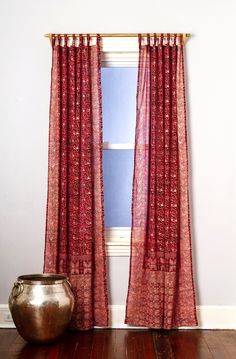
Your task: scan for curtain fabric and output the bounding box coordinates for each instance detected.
[125,35,197,328]
[44,35,108,330]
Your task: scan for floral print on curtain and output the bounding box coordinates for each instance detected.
[125,34,198,328]
[44,35,108,330]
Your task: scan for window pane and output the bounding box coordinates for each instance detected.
[101,68,137,144]
[103,150,134,227]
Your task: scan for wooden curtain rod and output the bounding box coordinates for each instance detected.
[44,33,191,38]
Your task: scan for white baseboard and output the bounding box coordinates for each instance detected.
[108,305,236,330]
[1,304,235,329]
[195,305,236,330]
[0,304,15,328]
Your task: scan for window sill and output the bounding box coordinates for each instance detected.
[103,143,134,150]
[105,227,131,257]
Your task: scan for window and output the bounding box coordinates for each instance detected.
[102,67,137,227]
[102,68,137,256]
[101,41,139,256]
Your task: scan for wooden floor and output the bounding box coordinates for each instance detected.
[0,329,236,359]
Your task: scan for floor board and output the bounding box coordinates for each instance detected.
[0,329,235,359]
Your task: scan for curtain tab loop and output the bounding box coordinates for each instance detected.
[58,35,62,47]
[72,34,75,46]
[64,35,68,47]
[167,33,170,45]
[147,34,150,46]
[173,34,177,45]
[138,34,142,48]
[87,34,91,46]
[96,34,101,50]
[79,35,83,46]
[160,34,163,46]
[154,33,157,46]
[51,35,55,47]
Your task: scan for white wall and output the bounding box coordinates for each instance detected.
[0,0,235,307]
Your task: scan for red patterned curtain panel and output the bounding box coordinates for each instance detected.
[44,35,108,330]
[125,34,198,328]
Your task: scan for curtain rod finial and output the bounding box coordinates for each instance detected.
[49,34,53,46]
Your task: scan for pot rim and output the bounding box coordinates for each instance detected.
[17,273,68,285]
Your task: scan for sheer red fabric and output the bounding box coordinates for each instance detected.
[125,35,198,328]
[44,35,108,330]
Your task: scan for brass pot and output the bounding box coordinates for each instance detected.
[9,274,75,344]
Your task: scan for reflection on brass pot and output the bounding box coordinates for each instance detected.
[9,274,75,344]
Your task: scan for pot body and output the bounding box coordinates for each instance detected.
[9,274,75,343]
